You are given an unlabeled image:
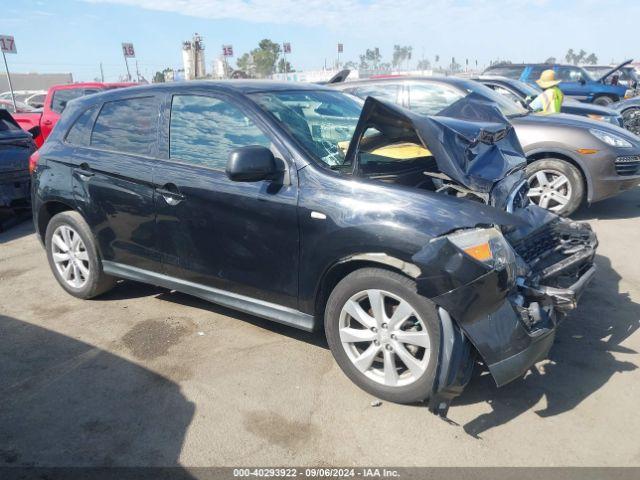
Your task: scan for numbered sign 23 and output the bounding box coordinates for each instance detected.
[122,43,135,58]
[0,35,17,54]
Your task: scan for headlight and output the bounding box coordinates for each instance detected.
[589,128,633,148]
[447,227,516,273]
[624,89,634,99]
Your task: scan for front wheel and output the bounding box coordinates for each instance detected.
[324,268,440,404]
[526,159,585,216]
[622,107,640,136]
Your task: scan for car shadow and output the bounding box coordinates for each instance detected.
[455,253,639,438]
[573,186,640,220]
[0,315,196,472]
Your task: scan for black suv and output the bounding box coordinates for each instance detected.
[31,82,597,414]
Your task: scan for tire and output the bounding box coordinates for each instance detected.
[593,95,615,106]
[45,211,116,299]
[324,268,440,404]
[526,159,585,216]
[622,107,640,136]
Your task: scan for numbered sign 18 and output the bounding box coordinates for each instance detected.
[122,43,135,58]
[0,35,17,54]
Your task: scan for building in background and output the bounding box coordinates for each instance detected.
[182,34,206,80]
[0,73,73,92]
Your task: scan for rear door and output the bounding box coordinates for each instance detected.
[68,95,162,272]
[153,91,299,308]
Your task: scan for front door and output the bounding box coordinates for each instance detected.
[555,66,590,101]
[154,92,299,308]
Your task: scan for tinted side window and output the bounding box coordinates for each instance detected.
[169,95,271,170]
[347,84,400,103]
[91,97,158,156]
[556,66,584,82]
[485,66,523,79]
[408,83,465,115]
[51,89,84,114]
[65,105,99,146]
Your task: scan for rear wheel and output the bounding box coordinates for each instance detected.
[526,159,584,216]
[45,211,116,299]
[325,268,440,404]
[593,95,615,106]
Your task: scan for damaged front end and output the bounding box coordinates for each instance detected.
[346,97,598,416]
[413,213,597,416]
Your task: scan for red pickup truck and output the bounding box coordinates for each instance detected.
[12,82,137,147]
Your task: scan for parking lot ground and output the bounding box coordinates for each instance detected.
[1,188,639,468]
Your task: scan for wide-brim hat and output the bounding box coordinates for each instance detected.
[536,69,561,89]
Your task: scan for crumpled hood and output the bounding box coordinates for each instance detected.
[596,59,633,83]
[345,94,527,194]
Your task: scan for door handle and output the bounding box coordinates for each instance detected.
[73,164,95,180]
[42,120,53,126]
[156,184,185,206]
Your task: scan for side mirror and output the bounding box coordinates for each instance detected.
[226,145,279,182]
[579,78,586,85]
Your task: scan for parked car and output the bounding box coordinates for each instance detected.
[0,89,47,109]
[32,81,597,414]
[0,110,36,210]
[483,62,636,106]
[333,76,640,215]
[0,99,38,114]
[584,62,639,89]
[475,75,625,128]
[12,82,137,148]
[611,96,640,136]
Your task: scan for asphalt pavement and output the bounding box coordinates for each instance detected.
[1,188,639,467]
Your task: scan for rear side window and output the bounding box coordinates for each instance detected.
[65,105,99,146]
[51,89,84,114]
[485,66,523,79]
[345,84,400,103]
[91,97,158,156]
[169,94,271,170]
[408,83,465,115]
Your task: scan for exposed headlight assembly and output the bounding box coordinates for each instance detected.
[590,128,633,148]
[447,227,516,274]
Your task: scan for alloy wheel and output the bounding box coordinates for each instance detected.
[527,169,572,212]
[338,289,430,387]
[51,225,90,289]
[622,108,640,136]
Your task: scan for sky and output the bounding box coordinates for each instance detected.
[2,0,640,82]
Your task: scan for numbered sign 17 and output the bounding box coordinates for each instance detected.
[0,35,17,54]
[122,43,135,58]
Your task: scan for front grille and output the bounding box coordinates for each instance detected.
[510,221,560,264]
[615,156,640,176]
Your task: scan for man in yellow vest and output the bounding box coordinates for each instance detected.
[529,69,564,114]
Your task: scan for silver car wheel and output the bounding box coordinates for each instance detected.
[338,289,430,387]
[51,225,90,289]
[527,169,572,212]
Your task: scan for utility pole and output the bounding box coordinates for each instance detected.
[135,60,140,82]
[100,62,105,82]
